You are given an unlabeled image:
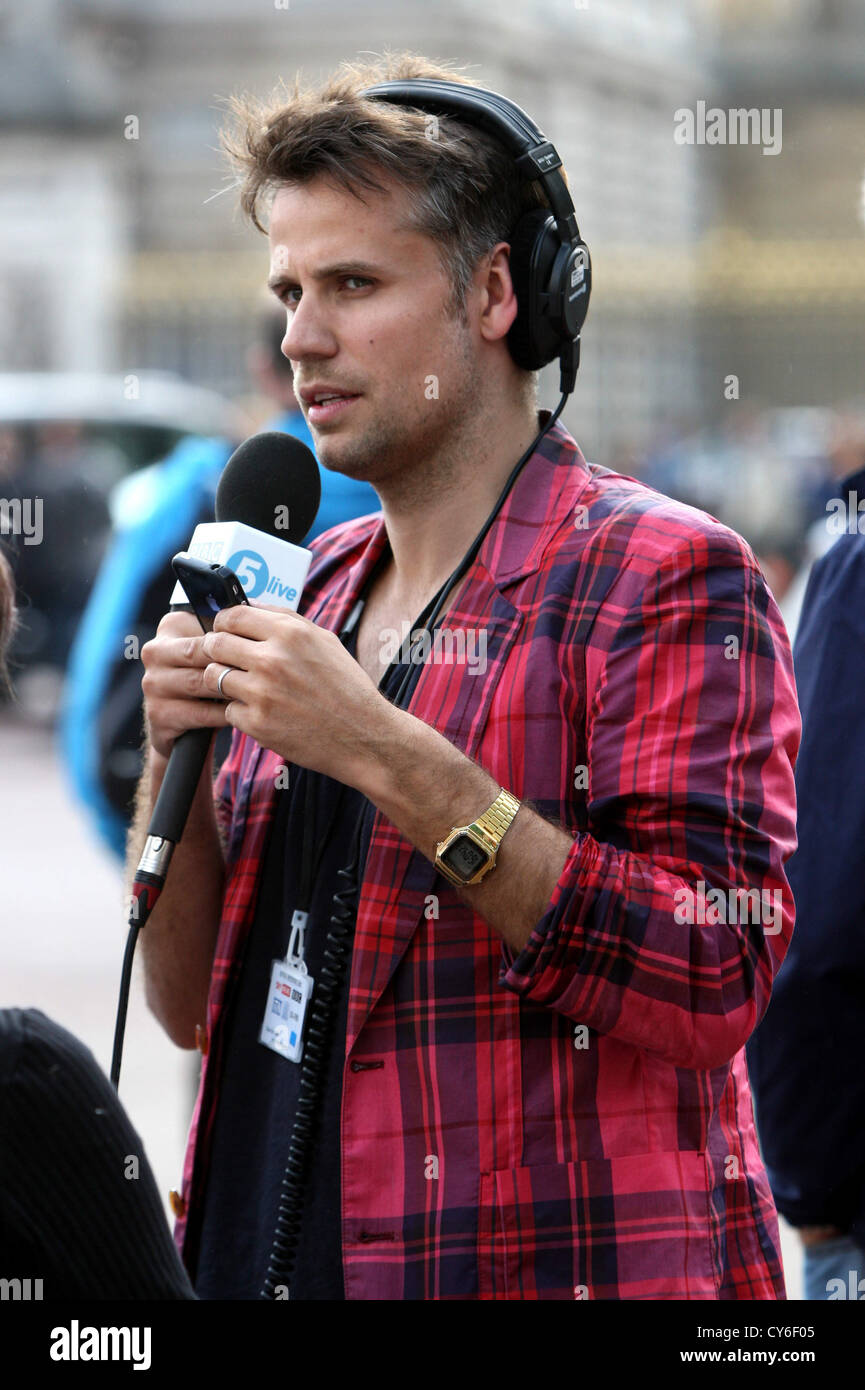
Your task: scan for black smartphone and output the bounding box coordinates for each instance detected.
[171,552,250,633]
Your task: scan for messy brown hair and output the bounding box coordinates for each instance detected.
[220,51,551,331]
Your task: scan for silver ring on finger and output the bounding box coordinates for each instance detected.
[216,664,234,698]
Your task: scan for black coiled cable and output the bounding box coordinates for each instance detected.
[260,812,364,1299]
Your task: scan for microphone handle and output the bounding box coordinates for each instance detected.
[146,726,213,844]
[130,600,214,919]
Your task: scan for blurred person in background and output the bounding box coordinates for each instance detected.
[12,421,123,675]
[752,534,805,615]
[61,302,380,858]
[747,450,865,1301]
[778,417,865,642]
[0,1010,197,1301]
[746,154,865,1303]
[0,546,195,1300]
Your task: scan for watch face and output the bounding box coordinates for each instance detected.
[441,833,488,881]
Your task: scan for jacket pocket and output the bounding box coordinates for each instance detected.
[478,1150,719,1300]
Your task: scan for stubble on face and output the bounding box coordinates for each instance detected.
[313,301,489,515]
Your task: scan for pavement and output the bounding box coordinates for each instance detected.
[0,713,804,1298]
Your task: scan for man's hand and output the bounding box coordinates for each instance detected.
[199,602,571,959]
[140,612,231,760]
[200,603,403,787]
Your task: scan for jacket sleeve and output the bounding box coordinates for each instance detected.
[499,523,801,1071]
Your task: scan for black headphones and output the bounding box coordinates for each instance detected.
[360,78,591,397]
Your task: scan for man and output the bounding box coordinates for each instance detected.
[129,54,800,1300]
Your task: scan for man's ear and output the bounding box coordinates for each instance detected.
[478,242,519,345]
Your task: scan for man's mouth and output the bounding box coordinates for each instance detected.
[306,392,361,423]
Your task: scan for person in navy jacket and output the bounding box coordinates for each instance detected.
[747,462,865,1300]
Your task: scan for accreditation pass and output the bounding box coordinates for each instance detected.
[260,959,314,1063]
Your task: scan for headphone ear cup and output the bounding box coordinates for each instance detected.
[507,208,562,371]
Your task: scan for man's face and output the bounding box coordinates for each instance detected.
[267,174,480,486]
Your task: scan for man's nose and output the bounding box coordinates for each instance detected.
[280,293,337,362]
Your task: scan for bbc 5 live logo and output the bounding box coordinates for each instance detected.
[189,541,299,602]
[227,547,297,602]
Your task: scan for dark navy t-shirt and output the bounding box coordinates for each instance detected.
[194,557,429,1299]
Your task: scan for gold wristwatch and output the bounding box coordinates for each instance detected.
[434,788,521,886]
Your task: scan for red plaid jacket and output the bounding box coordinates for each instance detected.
[173,418,800,1300]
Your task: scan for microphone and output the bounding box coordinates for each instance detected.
[129,433,321,929]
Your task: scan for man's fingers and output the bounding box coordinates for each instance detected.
[142,663,216,703]
[154,610,205,637]
[200,630,254,671]
[143,631,211,670]
[202,662,254,703]
[160,698,230,734]
[212,603,309,639]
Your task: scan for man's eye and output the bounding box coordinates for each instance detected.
[281,277,369,306]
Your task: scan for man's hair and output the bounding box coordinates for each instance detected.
[220,51,551,331]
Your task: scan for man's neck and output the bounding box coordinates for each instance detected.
[375,406,543,607]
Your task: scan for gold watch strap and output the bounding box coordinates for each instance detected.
[473,789,521,844]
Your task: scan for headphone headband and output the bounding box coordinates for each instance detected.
[358,78,590,395]
[360,79,579,241]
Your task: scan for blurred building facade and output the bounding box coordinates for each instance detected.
[1,0,864,466]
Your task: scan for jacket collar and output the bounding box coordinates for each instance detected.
[475,411,589,586]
